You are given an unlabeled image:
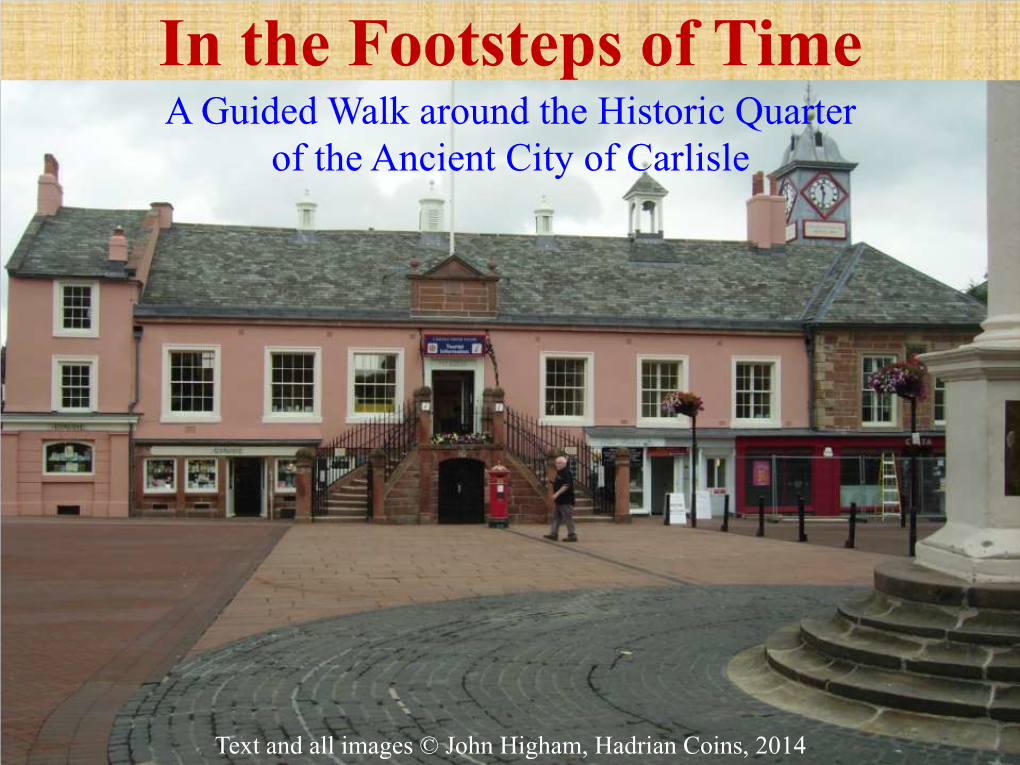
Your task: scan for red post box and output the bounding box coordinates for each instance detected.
[488,464,510,528]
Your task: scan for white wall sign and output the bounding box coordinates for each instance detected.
[667,493,687,525]
[803,220,847,239]
[695,490,713,519]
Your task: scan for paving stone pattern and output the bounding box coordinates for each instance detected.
[113,587,1002,765]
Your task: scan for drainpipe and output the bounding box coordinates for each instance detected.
[128,324,143,515]
[804,324,816,431]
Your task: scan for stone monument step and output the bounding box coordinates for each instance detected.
[837,591,1020,647]
[802,615,1020,682]
[765,625,1020,722]
[875,559,1020,610]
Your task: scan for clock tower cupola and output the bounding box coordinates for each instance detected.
[774,85,858,246]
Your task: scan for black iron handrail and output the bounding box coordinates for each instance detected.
[504,407,612,514]
[312,400,415,517]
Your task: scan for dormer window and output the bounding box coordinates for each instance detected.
[53,281,99,337]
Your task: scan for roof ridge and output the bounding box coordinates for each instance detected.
[798,244,852,323]
[812,242,866,322]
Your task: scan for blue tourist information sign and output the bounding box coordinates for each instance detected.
[424,334,486,357]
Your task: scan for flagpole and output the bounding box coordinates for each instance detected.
[449,80,456,257]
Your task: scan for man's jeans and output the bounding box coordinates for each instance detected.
[549,503,576,538]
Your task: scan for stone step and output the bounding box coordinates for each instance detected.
[801,614,1020,683]
[838,591,1020,647]
[315,515,368,522]
[875,559,1020,611]
[765,624,1020,722]
[574,514,615,522]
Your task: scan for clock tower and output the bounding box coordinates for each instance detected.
[773,89,858,246]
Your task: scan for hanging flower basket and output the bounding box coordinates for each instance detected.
[661,391,705,418]
[868,360,928,400]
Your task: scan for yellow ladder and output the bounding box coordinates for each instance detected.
[880,452,901,521]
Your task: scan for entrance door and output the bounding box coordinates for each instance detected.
[432,371,475,434]
[650,456,674,516]
[438,459,485,524]
[233,458,263,517]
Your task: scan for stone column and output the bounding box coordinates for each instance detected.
[370,449,387,522]
[414,387,433,445]
[614,447,632,523]
[294,450,314,523]
[918,82,1020,582]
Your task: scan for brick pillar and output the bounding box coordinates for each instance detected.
[370,449,387,522]
[294,450,314,523]
[414,386,433,445]
[614,447,632,523]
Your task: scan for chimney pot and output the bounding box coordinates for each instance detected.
[751,171,765,197]
[108,226,129,263]
[36,153,63,216]
[746,173,787,250]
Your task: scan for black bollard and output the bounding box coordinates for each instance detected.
[909,503,917,557]
[756,496,765,537]
[721,494,730,532]
[797,496,808,542]
[845,502,857,549]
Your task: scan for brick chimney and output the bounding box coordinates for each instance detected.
[37,154,63,216]
[150,202,174,229]
[108,226,128,263]
[746,171,787,249]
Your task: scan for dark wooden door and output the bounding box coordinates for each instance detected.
[233,458,262,517]
[438,459,484,524]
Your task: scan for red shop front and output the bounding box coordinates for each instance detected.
[734,435,946,517]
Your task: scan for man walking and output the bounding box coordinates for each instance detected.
[544,455,578,542]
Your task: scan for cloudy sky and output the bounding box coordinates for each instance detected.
[0,80,987,340]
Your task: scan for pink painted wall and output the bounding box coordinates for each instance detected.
[132,323,809,441]
[3,277,137,413]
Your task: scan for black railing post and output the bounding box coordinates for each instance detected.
[797,496,808,542]
[756,495,765,537]
[721,494,729,532]
[845,502,857,549]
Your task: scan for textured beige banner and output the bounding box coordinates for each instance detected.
[1,1,1018,80]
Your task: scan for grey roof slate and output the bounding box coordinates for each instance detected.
[623,172,668,198]
[7,205,986,331]
[6,207,148,279]
[781,124,855,168]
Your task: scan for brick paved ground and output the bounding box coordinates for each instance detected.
[195,518,890,652]
[1,518,285,765]
[115,587,998,765]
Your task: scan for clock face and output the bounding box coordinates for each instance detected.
[779,178,797,220]
[804,174,845,218]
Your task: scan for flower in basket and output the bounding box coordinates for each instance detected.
[431,432,494,446]
[868,360,927,400]
[661,391,705,418]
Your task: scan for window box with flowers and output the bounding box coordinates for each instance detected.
[431,432,493,447]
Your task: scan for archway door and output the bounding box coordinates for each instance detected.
[438,459,485,524]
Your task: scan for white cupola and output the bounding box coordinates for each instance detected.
[419,180,445,232]
[534,196,554,235]
[296,190,317,232]
[623,172,669,237]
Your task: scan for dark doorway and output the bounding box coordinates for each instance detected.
[432,371,475,434]
[233,458,263,517]
[438,459,485,524]
[650,456,673,516]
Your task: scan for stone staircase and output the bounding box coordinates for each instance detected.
[764,559,1020,724]
[318,466,369,521]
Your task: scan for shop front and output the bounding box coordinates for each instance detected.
[734,434,947,518]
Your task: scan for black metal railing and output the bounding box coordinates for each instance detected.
[313,400,415,517]
[504,408,612,514]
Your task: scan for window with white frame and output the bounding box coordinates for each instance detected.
[52,356,98,412]
[44,442,94,475]
[163,346,220,420]
[934,377,946,425]
[53,281,99,337]
[185,459,218,492]
[733,360,778,423]
[144,458,176,493]
[351,351,400,415]
[639,358,685,421]
[265,348,321,420]
[276,459,298,493]
[862,355,897,425]
[542,354,592,422]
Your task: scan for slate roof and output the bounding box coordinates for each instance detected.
[780,124,856,169]
[7,205,986,331]
[6,207,149,279]
[623,171,668,198]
